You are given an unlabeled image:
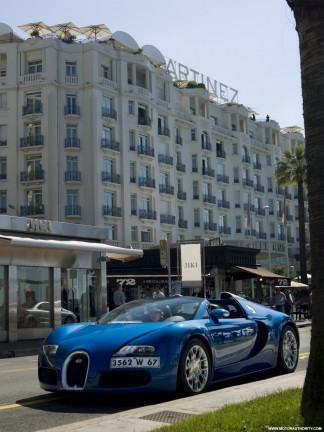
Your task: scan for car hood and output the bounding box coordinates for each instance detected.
[45,321,175,359]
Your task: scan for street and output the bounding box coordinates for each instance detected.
[0,327,310,432]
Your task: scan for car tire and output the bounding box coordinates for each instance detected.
[276,324,299,373]
[64,316,74,324]
[178,339,211,395]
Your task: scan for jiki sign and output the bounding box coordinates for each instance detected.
[180,243,202,288]
[166,58,239,104]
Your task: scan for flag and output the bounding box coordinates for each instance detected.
[282,197,286,226]
[247,196,251,230]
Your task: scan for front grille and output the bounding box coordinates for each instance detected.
[38,367,58,386]
[99,370,151,388]
[66,353,88,388]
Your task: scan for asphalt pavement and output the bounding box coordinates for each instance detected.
[0,319,311,432]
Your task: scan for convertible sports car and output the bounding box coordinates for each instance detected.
[38,292,299,395]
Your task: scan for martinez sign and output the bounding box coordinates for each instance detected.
[166,58,239,104]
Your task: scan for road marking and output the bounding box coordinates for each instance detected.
[0,367,37,373]
[0,395,66,410]
[299,352,309,360]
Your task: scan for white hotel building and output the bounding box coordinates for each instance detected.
[0,22,308,275]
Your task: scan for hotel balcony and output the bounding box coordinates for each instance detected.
[102,206,122,217]
[138,177,155,189]
[65,205,81,217]
[65,137,80,149]
[21,204,45,217]
[20,169,45,182]
[102,172,121,185]
[102,107,117,120]
[160,214,175,225]
[101,138,120,152]
[159,184,174,195]
[65,171,81,182]
[139,209,157,220]
[64,105,80,117]
[20,135,44,149]
[22,102,43,116]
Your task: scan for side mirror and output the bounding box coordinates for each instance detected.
[210,308,230,321]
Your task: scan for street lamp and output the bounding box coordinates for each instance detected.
[263,205,271,271]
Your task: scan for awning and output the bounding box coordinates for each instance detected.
[231,265,291,286]
[277,281,309,289]
[0,235,143,262]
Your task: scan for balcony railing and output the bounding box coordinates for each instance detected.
[65,205,81,217]
[158,154,173,165]
[202,167,215,178]
[177,191,187,200]
[138,146,154,157]
[178,219,188,229]
[65,171,81,182]
[139,209,157,220]
[102,172,121,184]
[20,135,44,148]
[21,204,45,216]
[64,105,80,116]
[138,114,151,126]
[139,177,155,188]
[217,200,230,209]
[204,222,217,231]
[102,107,117,120]
[22,102,43,116]
[102,206,122,217]
[160,214,175,225]
[217,174,229,184]
[20,169,45,182]
[176,163,186,173]
[158,126,170,137]
[101,138,120,152]
[65,137,80,149]
[159,184,174,195]
[203,194,216,204]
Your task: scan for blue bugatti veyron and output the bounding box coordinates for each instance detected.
[38,292,299,395]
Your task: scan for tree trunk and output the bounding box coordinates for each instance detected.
[297,180,307,284]
[287,0,324,426]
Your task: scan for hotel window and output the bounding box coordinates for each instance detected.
[192,155,198,172]
[131,226,138,242]
[191,129,197,141]
[66,61,77,76]
[130,194,136,215]
[128,100,134,114]
[0,157,6,180]
[236,215,242,233]
[104,191,115,208]
[130,162,136,183]
[129,130,135,150]
[232,143,238,155]
[194,208,200,227]
[67,189,79,208]
[107,225,116,241]
[100,64,110,79]
[27,59,42,74]
[0,93,7,109]
[193,181,199,199]
[26,189,43,213]
[141,229,151,243]
[0,190,7,213]
[0,54,7,77]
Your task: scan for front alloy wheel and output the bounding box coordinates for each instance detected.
[178,339,211,395]
[277,325,299,373]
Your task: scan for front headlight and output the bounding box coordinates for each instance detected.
[43,344,59,366]
[114,345,155,356]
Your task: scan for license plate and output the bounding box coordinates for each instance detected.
[110,357,160,368]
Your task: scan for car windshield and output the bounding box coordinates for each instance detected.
[99,296,205,324]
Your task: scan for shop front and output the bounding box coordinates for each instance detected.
[0,216,142,343]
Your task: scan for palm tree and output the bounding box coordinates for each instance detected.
[275,145,308,284]
[286,0,324,426]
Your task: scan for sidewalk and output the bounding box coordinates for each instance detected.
[0,320,311,359]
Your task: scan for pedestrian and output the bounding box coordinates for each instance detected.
[113,283,126,308]
[274,288,287,313]
[153,287,165,298]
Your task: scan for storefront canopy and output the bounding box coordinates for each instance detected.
[0,235,143,262]
[231,265,291,286]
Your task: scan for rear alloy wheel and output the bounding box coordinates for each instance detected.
[178,339,211,395]
[277,325,299,373]
[64,316,74,324]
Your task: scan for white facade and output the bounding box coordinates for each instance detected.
[0,24,308,273]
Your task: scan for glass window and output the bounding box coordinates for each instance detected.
[61,268,99,321]
[66,61,77,76]
[17,267,50,329]
[0,190,7,213]
[0,266,7,331]
[28,60,42,74]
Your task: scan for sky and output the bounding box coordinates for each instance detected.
[3,0,304,130]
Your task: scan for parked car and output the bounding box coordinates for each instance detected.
[38,292,299,395]
[19,301,77,328]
